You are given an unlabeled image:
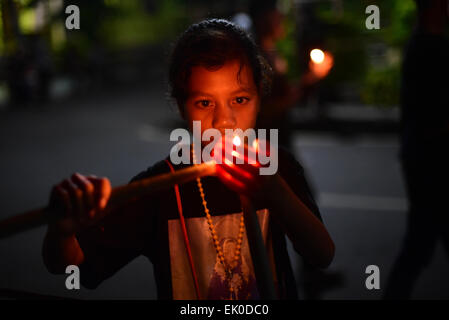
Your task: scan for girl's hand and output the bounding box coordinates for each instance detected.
[213,136,275,199]
[47,173,111,236]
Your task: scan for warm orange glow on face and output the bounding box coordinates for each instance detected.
[184,60,260,142]
[310,49,325,64]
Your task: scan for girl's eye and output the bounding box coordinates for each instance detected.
[195,100,213,108]
[234,97,249,105]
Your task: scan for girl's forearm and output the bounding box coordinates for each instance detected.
[262,174,335,268]
[42,225,85,274]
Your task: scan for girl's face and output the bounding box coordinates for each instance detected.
[183,60,260,139]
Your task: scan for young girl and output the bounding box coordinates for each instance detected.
[42,19,334,300]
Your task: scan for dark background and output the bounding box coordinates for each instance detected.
[0,0,448,299]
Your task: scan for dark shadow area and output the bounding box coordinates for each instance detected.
[0,0,448,300]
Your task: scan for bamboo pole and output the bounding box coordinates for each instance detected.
[0,162,216,239]
[240,195,277,299]
[0,161,277,300]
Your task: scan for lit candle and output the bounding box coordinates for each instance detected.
[310,49,325,64]
[233,135,241,146]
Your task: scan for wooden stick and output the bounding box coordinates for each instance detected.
[0,162,216,239]
[240,195,277,299]
[0,161,277,300]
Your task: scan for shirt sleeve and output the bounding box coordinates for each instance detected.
[76,163,164,289]
[277,147,322,222]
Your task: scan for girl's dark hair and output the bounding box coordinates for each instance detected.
[168,19,272,112]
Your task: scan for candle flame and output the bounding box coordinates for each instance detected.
[310,49,325,64]
[233,135,241,146]
[252,139,258,150]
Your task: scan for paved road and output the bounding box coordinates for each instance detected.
[291,133,448,299]
[0,88,447,299]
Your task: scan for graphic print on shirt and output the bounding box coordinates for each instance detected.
[168,209,276,300]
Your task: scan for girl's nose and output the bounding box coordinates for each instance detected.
[212,102,236,132]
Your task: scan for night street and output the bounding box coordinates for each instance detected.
[1,87,447,299]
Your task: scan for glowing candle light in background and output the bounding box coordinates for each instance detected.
[310,48,325,64]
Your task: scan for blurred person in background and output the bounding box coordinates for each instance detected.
[250,1,333,149]
[249,1,341,300]
[384,0,449,299]
[6,34,53,107]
